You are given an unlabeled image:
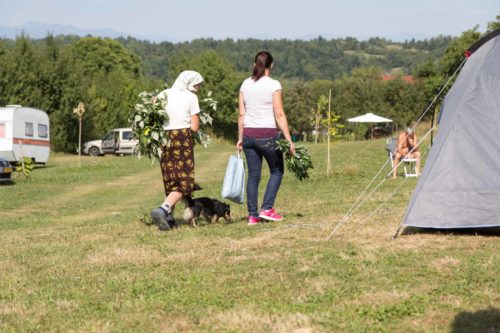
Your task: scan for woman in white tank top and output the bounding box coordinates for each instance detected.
[237,51,295,225]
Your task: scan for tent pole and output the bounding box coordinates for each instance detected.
[430,105,435,146]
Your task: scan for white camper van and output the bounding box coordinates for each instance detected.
[0,105,50,164]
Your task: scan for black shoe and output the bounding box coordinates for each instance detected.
[160,206,179,229]
[151,207,171,231]
[166,211,178,229]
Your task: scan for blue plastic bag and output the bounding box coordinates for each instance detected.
[221,151,245,204]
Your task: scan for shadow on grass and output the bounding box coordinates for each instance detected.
[401,226,500,237]
[450,308,500,333]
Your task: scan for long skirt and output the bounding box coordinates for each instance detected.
[160,128,195,197]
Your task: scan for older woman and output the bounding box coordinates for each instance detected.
[151,71,203,231]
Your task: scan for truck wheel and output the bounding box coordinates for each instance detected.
[89,146,100,156]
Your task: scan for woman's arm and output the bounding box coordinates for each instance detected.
[190,115,200,132]
[273,90,295,154]
[236,92,245,150]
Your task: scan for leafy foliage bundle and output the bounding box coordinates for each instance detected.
[129,88,217,160]
[194,90,217,148]
[276,139,314,181]
[15,156,35,177]
[129,90,168,160]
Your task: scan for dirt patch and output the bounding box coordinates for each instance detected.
[77,320,114,333]
[54,299,80,311]
[202,308,317,333]
[86,245,164,266]
[350,290,410,306]
[430,256,461,272]
[0,302,28,316]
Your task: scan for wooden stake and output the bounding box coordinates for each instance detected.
[78,116,82,167]
[327,89,331,176]
[20,141,25,174]
[73,102,86,168]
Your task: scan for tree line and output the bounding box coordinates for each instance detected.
[118,35,453,82]
[0,17,498,152]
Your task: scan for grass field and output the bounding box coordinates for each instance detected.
[0,139,498,332]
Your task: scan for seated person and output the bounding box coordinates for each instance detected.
[392,127,420,178]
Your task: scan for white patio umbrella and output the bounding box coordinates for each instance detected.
[347,112,392,139]
[347,112,393,123]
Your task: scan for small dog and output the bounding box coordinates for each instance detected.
[182,197,231,227]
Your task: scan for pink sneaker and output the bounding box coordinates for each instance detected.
[259,208,283,221]
[248,216,260,225]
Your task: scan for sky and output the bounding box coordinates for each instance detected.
[0,0,499,41]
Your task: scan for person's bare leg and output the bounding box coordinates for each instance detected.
[392,153,402,179]
[414,151,421,176]
[163,191,183,211]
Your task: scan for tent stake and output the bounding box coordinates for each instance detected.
[391,224,403,240]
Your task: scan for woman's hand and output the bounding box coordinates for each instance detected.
[288,139,296,155]
[236,139,243,151]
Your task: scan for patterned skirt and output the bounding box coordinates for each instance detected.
[160,128,195,197]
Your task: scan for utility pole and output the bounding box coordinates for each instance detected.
[73,102,86,167]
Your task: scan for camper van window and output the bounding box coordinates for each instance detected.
[0,123,5,138]
[122,131,133,140]
[25,122,34,137]
[38,124,48,138]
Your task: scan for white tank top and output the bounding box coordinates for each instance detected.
[240,76,282,128]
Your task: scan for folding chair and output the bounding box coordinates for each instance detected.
[386,137,418,178]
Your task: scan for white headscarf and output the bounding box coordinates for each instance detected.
[171,70,204,92]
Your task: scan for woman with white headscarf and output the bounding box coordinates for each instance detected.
[151,70,204,231]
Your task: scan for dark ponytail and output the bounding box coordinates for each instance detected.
[252,51,273,81]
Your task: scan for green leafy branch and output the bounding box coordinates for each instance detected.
[276,139,314,181]
[15,156,34,177]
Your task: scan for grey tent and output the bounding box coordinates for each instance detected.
[403,28,500,229]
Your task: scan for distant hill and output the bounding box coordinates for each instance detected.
[0,21,177,42]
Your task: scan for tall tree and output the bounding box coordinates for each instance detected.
[487,15,500,32]
[2,35,42,106]
[439,27,481,76]
[72,37,141,77]
[282,80,316,135]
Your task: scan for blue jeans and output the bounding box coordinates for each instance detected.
[243,135,284,217]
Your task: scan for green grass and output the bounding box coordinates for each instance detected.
[0,140,498,333]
